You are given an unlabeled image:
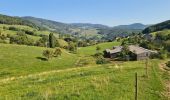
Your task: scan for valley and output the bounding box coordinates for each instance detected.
[0,11,170,100]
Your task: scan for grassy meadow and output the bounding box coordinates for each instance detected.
[0,60,167,100]
[0,41,120,78]
[0,41,169,100]
[77,41,121,56]
[0,44,77,78]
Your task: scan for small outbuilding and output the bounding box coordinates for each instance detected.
[104,45,157,60]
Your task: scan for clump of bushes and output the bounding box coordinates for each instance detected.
[67,42,77,53]
[43,49,54,60]
[9,26,20,31]
[94,52,109,64]
[9,31,34,46]
[24,30,35,35]
[35,35,48,47]
[96,57,109,64]
[0,33,8,43]
[43,48,62,61]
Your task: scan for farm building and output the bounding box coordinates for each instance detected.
[104,45,157,60]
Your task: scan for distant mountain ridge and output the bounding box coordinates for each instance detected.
[22,16,73,32]
[22,16,147,33]
[0,14,148,32]
[22,17,110,30]
[0,14,149,40]
[70,23,110,29]
[113,23,148,30]
[21,16,149,40]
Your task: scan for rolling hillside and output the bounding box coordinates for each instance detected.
[143,20,170,34]
[0,41,120,78]
[0,43,78,78]
[0,25,169,99]
[0,42,168,99]
[0,24,52,43]
[0,14,40,29]
[22,16,145,40]
[22,16,73,32]
[113,23,147,30]
[0,14,149,41]
[22,16,103,39]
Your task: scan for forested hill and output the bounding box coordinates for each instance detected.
[22,16,110,34]
[113,23,147,30]
[143,20,170,34]
[70,23,109,29]
[0,14,39,29]
[22,16,74,32]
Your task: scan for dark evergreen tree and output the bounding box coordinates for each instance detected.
[49,33,56,48]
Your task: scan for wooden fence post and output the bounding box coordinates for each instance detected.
[135,72,138,100]
[145,58,149,78]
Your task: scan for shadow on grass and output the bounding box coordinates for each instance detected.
[36,57,48,61]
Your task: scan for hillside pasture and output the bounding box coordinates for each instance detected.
[0,60,167,100]
[0,44,78,78]
[0,24,51,41]
[78,41,120,55]
[0,42,169,100]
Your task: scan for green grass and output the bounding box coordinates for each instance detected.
[0,41,168,100]
[0,60,166,100]
[151,29,170,37]
[0,41,120,78]
[0,43,78,78]
[77,41,121,55]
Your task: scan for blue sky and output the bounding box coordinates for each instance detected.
[0,0,170,26]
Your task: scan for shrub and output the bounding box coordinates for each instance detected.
[9,26,20,31]
[96,57,109,64]
[67,42,77,53]
[158,50,168,60]
[0,34,7,40]
[9,33,34,46]
[24,30,35,35]
[3,26,8,30]
[96,46,101,53]
[42,48,62,61]
[93,53,103,58]
[43,49,54,60]
[118,45,131,61]
[166,61,170,68]
[35,36,48,47]
[53,48,62,57]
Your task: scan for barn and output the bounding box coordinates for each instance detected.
[104,45,157,60]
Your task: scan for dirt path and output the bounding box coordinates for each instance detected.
[159,62,170,99]
[0,65,98,84]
